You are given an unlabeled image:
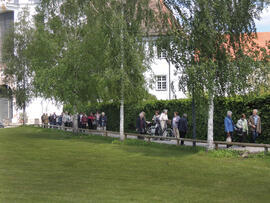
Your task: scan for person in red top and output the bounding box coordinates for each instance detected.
[81,113,88,129]
[88,113,95,129]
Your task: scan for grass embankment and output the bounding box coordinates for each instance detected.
[0,127,270,203]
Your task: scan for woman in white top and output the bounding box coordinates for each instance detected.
[236,114,248,143]
[159,109,168,137]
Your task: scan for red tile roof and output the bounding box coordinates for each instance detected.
[254,32,270,47]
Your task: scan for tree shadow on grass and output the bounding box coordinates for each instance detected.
[111,139,206,158]
[11,126,206,158]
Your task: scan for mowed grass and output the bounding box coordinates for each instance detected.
[0,127,270,203]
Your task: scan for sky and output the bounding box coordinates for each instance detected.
[255,7,270,32]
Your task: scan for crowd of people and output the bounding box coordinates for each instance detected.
[136,109,188,145]
[40,108,261,145]
[224,109,261,144]
[41,111,107,130]
[136,108,262,145]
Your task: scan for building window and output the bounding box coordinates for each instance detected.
[157,49,167,59]
[156,75,167,91]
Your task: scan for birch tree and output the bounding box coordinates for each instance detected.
[163,0,269,149]
[2,9,34,125]
[29,0,157,135]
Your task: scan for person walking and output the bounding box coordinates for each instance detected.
[44,113,49,128]
[49,114,53,127]
[62,112,67,127]
[178,114,188,145]
[92,113,97,129]
[41,113,45,127]
[78,113,83,129]
[58,113,63,126]
[81,114,88,129]
[88,113,94,129]
[67,113,72,127]
[96,111,101,130]
[136,112,146,139]
[99,112,107,131]
[236,114,248,143]
[52,112,57,126]
[159,109,168,137]
[248,109,261,143]
[224,111,234,148]
[152,111,160,124]
[172,112,180,139]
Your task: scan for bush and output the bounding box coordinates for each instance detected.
[85,94,270,143]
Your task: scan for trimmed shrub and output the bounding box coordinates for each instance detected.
[85,94,270,143]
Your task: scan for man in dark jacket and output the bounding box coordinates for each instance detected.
[78,113,83,129]
[99,112,107,131]
[178,114,188,145]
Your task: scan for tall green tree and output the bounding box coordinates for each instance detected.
[162,0,270,149]
[29,0,157,135]
[2,9,34,125]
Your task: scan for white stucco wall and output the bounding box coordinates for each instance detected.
[12,98,63,124]
[145,56,186,100]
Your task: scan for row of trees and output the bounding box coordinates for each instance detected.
[2,0,270,149]
[3,0,160,133]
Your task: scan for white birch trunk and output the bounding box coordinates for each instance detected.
[23,103,26,125]
[119,0,125,141]
[73,114,78,133]
[73,106,78,133]
[120,98,125,140]
[207,94,214,150]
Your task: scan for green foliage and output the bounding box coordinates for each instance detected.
[87,94,270,143]
[29,0,157,110]
[162,0,269,97]
[2,8,34,111]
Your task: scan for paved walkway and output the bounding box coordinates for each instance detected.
[103,131,266,153]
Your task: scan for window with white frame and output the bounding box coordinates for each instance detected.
[157,49,167,59]
[156,75,167,91]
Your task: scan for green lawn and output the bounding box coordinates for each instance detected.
[0,127,270,203]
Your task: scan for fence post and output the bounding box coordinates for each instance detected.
[105,131,108,137]
[215,143,218,150]
[177,139,180,146]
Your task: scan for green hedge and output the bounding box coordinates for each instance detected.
[85,95,270,143]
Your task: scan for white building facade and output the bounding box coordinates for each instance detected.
[145,51,185,100]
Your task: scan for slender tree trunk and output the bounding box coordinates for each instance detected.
[119,36,125,140]
[73,106,78,134]
[23,102,26,125]
[207,93,214,150]
[120,96,125,141]
[119,0,125,141]
[23,74,26,125]
[168,60,171,100]
[192,91,196,147]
